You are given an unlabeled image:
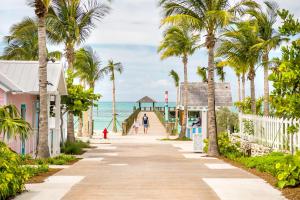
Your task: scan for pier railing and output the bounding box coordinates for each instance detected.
[154,109,175,134]
[122,108,141,135]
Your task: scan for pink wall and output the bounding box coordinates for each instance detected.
[1,91,38,155]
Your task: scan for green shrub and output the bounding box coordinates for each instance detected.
[61,141,84,155]
[218,133,243,159]
[46,154,76,165]
[275,152,300,189]
[24,164,49,177]
[0,142,29,199]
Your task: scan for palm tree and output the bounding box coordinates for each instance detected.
[220,21,262,113]
[75,46,103,136]
[101,60,123,133]
[196,65,226,83]
[169,70,180,133]
[47,0,110,141]
[247,1,287,116]
[1,17,61,60]
[0,105,32,142]
[29,0,52,158]
[158,25,200,139]
[159,0,258,156]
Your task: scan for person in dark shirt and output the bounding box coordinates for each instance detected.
[192,117,202,127]
[142,113,149,134]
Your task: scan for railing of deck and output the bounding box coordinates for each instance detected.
[238,114,300,153]
[122,108,141,135]
[154,109,175,134]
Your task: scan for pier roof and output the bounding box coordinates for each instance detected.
[136,96,157,103]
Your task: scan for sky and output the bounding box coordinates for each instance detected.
[0,0,300,102]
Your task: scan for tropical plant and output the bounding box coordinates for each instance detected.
[158,25,200,139]
[220,21,262,114]
[101,60,124,133]
[0,17,61,60]
[159,0,258,156]
[0,142,29,199]
[75,46,103,136]
[169,70,180,132]
[247,1,287,116]
[196,65,226,83]
[234,97,264,115]
[47,0,110,141]
[0,105,32,141]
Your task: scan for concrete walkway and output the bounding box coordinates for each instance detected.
[16,135,286,200]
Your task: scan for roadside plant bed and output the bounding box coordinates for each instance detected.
[26,168,62,184]
[220,156,300,200]
[160,136,192,141]
[21,154,78,165]
[205,133,300,192]
[61,140,91,155]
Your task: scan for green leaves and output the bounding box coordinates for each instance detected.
[62,70,101,116]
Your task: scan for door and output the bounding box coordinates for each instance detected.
[20,104,26,155]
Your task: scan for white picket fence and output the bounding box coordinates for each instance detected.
[238,114,300,153]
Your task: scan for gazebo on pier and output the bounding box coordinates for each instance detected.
[136,96,157,111]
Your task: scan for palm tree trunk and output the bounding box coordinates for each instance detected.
[175,86,179,133]
[66,44,75,142]
[180,55,188,139]
[112,75,117,133]
[89,84,94,136]
[242,73,246,100]
[206,33,219,157]
[37,14,50,158]
[78,114,83,137]
[237,75,241,102]
[249,66,256,114]
[263,53,270,116]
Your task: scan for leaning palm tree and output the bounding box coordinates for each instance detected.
[247,1,287,116]
[102,60,123,133]
[1,17,61,61]
[159,0,258,156]
[47,0,110,142]
[75,46,103,136]
[29,0,52,158]
[169,70,180,133]
[0,105,32,142]
[158,25,200,139]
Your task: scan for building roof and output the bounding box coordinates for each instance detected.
[0,60,67,95]
[136,96,157,103]
[179,82,232,108]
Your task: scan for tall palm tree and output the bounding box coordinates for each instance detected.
[102,60,123,133]
[0,105,32,142]
[75,46,103,136]
[196,65,226,83]
[158,25,200,139]
[47,0,110,141]
[169,70,180,133]
[220,21,262,113]
[1,17,61,60]
[247,1,287,116]
[29,0,52,158]
[159,0,258,156]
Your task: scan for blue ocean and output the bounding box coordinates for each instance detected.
[92,102,176,131]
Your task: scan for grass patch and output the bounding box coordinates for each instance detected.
[26,168,62,184]
[21,154,78,165]
[61,140,90,155]
[160,136,192,141]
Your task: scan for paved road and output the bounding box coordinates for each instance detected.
[16,135,286,200]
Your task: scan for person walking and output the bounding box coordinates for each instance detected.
[133,119,140,134]
[142,113,149,134]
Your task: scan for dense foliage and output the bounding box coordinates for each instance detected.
[62,70,101,116]
[0,142,29,200]
[216,107,239,134]
[234,97,264,115]
[270,41,300,119]
[61,140,90,155]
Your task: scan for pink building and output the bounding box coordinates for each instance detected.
[0,60,67,157]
